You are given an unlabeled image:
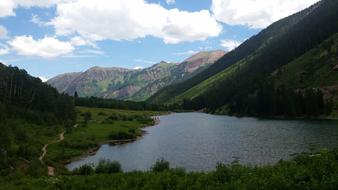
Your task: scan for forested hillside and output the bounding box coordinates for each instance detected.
[148,1,322,104]
[0,63,76,172]
[149,0,338,117]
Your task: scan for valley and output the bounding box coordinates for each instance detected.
[1,0,338,189]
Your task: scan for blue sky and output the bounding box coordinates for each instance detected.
[0,0,319,80]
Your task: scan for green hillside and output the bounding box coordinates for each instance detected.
[148,1,320,104]
[274,33,338,89]
[273,33,338,116]
[149,0,338,117]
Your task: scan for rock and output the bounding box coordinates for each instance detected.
[333,65,338,71]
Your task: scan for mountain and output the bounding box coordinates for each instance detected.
[47,50,225,101]
[148,0,338,116]
[47,72,82,93]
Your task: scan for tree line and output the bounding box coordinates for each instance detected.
[75,96,168,111]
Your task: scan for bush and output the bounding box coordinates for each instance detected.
[98,112,107,116]
[26,159,46,177]
[151,158,170,172]
[81,112,92,123]
[95,160,122,174]
[73,164,94,175]
[109,131,136,140]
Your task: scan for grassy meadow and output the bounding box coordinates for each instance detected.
[44,107,163,173]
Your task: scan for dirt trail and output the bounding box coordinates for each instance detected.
[39,144,48,164]
[39,131,65,176]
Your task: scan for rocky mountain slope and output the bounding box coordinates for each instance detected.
[47,50,225,101]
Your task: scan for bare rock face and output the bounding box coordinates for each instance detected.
[182,50,226,73]
[47,72,82,92]
[47,50,226,100]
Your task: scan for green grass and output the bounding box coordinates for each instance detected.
[45,107,162,171]
[168,55,252,104]
[273,33,338,89]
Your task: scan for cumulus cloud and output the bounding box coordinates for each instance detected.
[175,50,198,55]
[51,0,222,44]
[220,39,241,51]
[0,0,66,17]
[166,0,175,5]
[211,0,320,28]
[8,35,74,58]
[0,0,15,17]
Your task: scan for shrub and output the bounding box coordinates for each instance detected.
[98,112,106,116]
[73,164,94,175]
[81,112,92,123]
[95,160,122,174]
[26,159,46,177]
[151,158,170,172]
[109,131,135,140]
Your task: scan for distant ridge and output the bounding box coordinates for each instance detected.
[47,50,225,101]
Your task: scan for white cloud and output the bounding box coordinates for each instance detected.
[211,0,320,28]
[0,0,15,17]
[0,48,9,55]
[51,0,222,44]
[166,0,175,5]
[8,35,74,58]
[0,43,10,55]
[175,50,198,55]
[0,26,8,38]
[0,0,66,17]
[70,36,97,47]
[31,14,49,27]
[133,66,143,70]
[220,39,241,51]
[38,76,48,82]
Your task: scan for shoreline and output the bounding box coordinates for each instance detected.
[61,114,163,167]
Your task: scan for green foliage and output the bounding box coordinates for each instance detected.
[95,160,122,174]
[46,107,159,164]
[73,164,95,175]
[151,159,170,172]
[73,160,122,175]
[109,131,136,140]
[81,112,92,124]
[26,159,47,177]
[75,96,167,111]
[0,64,76,173]
[3,150,338,189]
[0,64,76,125]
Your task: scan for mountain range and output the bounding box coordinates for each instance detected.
[47,50,225,101]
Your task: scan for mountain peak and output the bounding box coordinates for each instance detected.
[183,50,226,63]
[180,50,226,73]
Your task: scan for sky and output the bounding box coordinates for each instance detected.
[0,0,319,81]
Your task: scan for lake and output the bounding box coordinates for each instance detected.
[67,112,338,171]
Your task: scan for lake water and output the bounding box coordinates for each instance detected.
[67,112,338,171]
